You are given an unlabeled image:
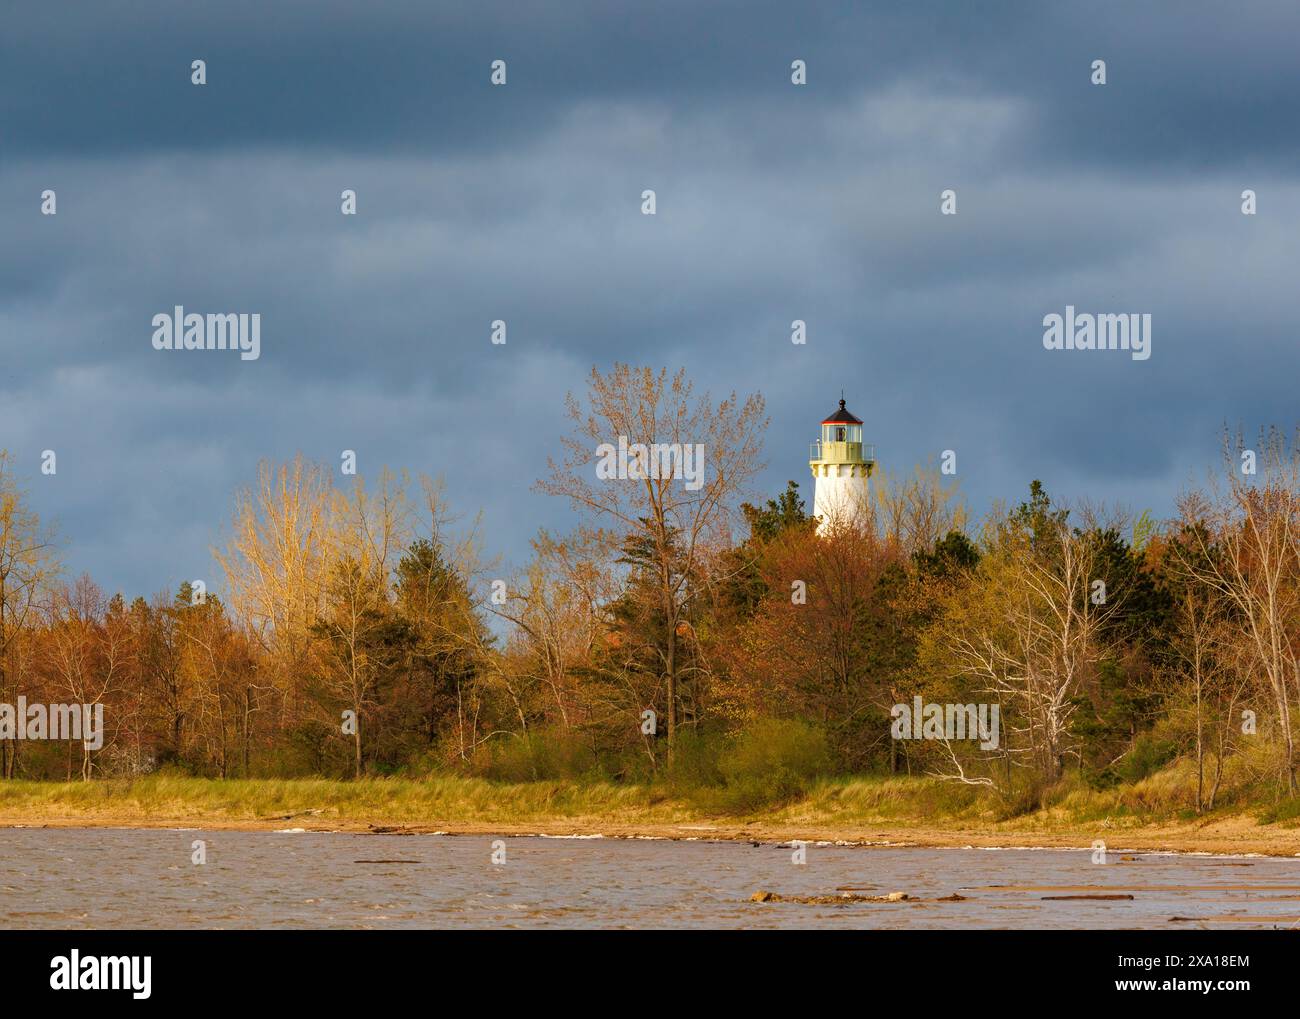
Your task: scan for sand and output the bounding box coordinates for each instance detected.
[2,810,1298,857]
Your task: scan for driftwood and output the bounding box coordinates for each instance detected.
[366,824,416,835]
[751,890,968,905]
[261,808,325,821]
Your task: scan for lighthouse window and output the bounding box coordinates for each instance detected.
[835,427,845,442]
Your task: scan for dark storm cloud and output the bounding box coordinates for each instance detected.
[3,0,1300,597]
[8,1,1299,169]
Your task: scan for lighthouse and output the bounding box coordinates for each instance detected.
[809,398,875,534]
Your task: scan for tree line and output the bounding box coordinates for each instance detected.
[3,364,1299,814]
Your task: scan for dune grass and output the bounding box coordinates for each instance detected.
[0,774,692,827]
[1,764,1296,837]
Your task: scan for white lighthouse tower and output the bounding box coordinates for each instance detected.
[809,398,875,534]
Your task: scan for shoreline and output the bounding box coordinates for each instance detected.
[4,813,1299,858]
[3,774,1298,858]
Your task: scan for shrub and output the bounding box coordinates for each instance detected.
[714,718,831,813]
[665,727,725,792]
[1112,733,1180,785]
[1258,795,1300,826]
[474,729,598,782]
[992,774,1051,820]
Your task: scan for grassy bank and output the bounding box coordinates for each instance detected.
[1,771,1299,856]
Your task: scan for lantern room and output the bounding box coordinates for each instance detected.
[810,399,871,466]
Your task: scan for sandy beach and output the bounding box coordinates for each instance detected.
[4,809,1297,857]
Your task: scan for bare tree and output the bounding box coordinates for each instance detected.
[875,463,967,556]
[42,576,122,779]
[1170,430,1300,793]
[314,470,411,777]
[214,456,335,731]
[931,510,1122,784]
[494,527,618,731]
[539,365,766,757]
[0,452,60,778]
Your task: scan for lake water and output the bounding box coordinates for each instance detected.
[2,828,1299,929]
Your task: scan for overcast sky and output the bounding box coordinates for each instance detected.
[4,0,1299,598]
